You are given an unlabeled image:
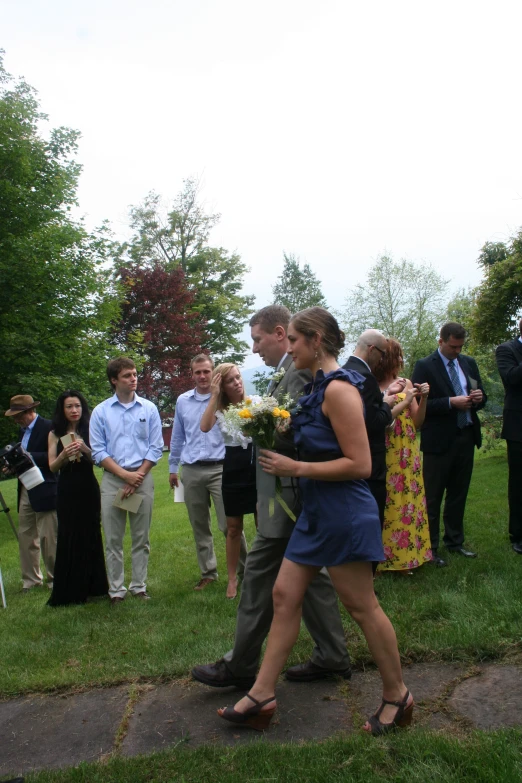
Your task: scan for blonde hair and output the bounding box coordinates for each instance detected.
[213,363,245,411]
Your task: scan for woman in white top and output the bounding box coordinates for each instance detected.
[201,364,257,599]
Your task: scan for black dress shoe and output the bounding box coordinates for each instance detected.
[191,659,255,689]
[512,542,522,555]
[284,659,352,682]
[448,547,477,558]
[430,550,448,568]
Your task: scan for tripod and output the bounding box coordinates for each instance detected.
[0,488,18,608]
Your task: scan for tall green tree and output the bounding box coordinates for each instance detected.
[0,52,118,441]
[473,229,522,346]
[341,255,449,376]
[118,179,254,364]
[272,253,327,313]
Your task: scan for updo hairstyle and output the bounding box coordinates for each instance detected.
[290,307,346,358]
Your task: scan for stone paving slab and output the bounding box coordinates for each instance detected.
[1,664,522,779]
[0,686,128,779]
[122,678,350,754]
[449,665,522,729]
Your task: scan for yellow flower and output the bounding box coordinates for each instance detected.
[272,408,281,417]
[279,409,291,419]
[239,408,253,419]
[245,397,252,405]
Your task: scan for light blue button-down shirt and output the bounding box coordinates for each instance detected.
[168,389,225,473]
[90,393,163,469]
[438,349,472,424]
[21,414,38,450]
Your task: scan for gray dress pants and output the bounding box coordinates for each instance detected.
[223,532,350,677]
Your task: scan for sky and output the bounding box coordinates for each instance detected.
[3,0,522,368]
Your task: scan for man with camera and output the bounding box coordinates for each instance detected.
[3,394,58,592]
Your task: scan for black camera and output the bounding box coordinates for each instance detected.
[0,443,44,489]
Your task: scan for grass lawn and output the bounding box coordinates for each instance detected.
[1,451,522,782]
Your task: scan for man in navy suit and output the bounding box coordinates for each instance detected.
[4,394,57,591]
[496,319,522,554]
[412,323,486,566]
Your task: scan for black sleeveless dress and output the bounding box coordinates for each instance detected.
[47,440,108,606]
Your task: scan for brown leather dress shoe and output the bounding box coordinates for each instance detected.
[133,591,151,600]
[110,596,125,606]
[191,659,256,689]
[285,660,352,682]
[194,577,215,591]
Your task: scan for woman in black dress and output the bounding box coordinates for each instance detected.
[47,391,108,606]
[201,364,257,599]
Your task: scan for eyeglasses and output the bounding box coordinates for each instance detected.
[369,344,386,357]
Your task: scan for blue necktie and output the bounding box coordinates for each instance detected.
[448,360,468,429]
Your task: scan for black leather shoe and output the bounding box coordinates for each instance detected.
[512,542,522,555]
[430,550,448,568]
[191,659,255,689]
[284,660,352,682]
[448,547,477,558]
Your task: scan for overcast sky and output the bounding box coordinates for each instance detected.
[3,0,521,367]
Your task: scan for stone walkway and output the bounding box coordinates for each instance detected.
[1,663,521,779]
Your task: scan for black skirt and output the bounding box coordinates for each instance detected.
[222,443,257,517]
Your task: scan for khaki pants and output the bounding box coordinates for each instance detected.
[100,471,154,599]
[182,463,247,580]
[18,486,58,589]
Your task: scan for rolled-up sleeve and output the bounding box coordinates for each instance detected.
[145,404,163,464]
[89,405,110,465]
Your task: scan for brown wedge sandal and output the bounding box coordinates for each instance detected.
[365,690,414,736]
[218,693,276,731]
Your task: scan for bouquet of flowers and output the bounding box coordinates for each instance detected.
[220,394,293,449]
[220,393,296,521]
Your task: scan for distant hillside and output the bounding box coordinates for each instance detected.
[241,365,270,395]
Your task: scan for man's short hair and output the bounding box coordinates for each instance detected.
[190,353,214,370]
[440,322,466,342]
[107,357,136,386]
[249,305,291,333]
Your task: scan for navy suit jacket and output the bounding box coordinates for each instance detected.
[496,338,522,442]
[411,351,486,454]
[17,416,57,512]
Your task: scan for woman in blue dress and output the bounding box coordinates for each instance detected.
[218,307,412,735]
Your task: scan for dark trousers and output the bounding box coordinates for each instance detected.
[507,440,522,543]
[422,427,475,551]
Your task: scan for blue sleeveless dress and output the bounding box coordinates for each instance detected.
[285,368,384,567]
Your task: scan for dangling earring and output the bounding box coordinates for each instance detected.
[315,349,322,370]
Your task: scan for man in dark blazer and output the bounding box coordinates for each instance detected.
[495,319,522,554]
[343,329,401,526]
[4,394,57,591]
[412,323,486,565]
[192,305,352,688]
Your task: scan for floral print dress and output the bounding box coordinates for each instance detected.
[378,392,433,572]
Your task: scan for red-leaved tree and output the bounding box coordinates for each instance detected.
[112,264,205,414]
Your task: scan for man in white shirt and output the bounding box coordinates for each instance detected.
[169,354,247,590]
[90,358,163,605]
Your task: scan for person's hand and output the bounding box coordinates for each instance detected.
[210,373,222,398]
[451,395,472,410]
[258,448,297,477]
[469,389,483,405]
[122,470,144,487]
[414,382,430,398]
[169,473,179,488]
[121,483,136,498]
[388,378,407,395]
[64,441,81,461]
[76,437,90,455]
[404,386,417,405]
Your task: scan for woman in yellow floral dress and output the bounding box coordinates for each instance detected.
[374,339,433,573]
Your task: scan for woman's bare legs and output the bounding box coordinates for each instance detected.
[223,558,319,713]
[225,516,244,598]
[328,561,408,726]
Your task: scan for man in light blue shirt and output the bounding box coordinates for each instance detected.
[90,358,163,604]
[169,354,246,590]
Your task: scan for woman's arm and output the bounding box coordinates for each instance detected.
[48,431,68,473]
[259,380,372,481]
[385,382,417,422]
[200,374,221,432]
